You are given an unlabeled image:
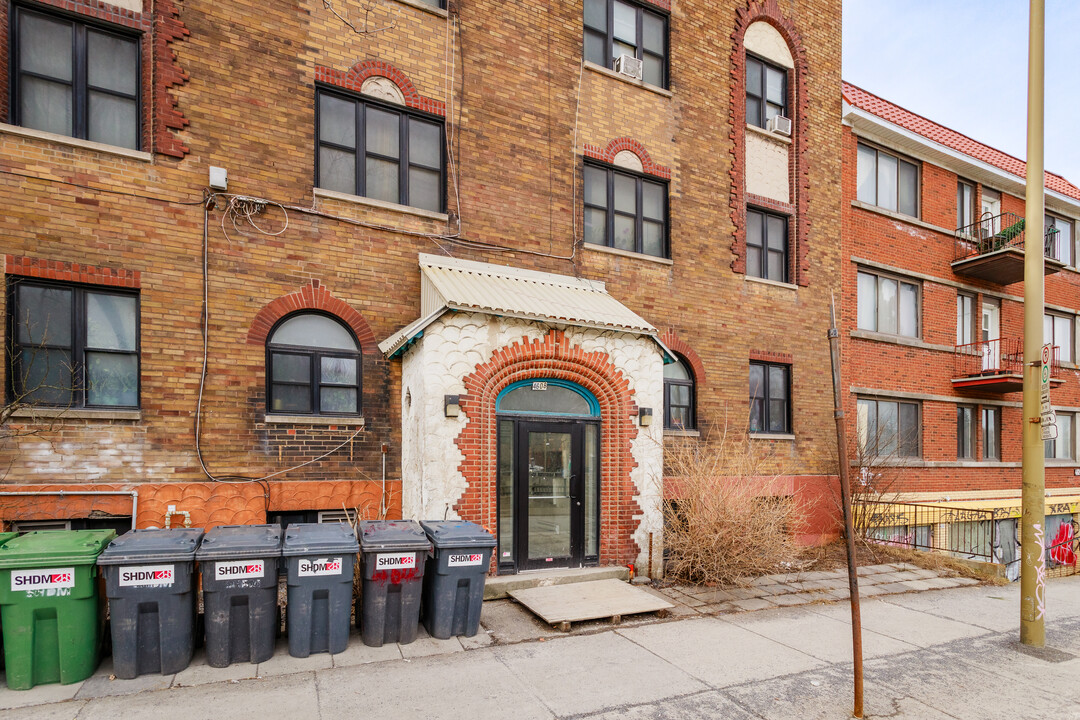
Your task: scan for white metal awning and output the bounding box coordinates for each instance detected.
[379,254,668,358]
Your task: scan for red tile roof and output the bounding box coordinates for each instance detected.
[842,81,1080,203]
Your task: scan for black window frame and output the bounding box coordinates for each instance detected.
[956,404,975,460]
[11,4,142,150]
[856,141,920,218]
[7,278,140,409]
[315,86,447,213]
[583,0,669,89]
[749,361,791,435]
[745,54,788,129]
[583,161,669,259]
[663,356,695,430]
[856,397,920,458]
[746,207,789,283]
[265,312,362,417]
[981,406,1000,461]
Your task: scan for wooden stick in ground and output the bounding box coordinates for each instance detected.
[829,294,864,718]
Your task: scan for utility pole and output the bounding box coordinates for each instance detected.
[1020,0,1046,648]
[828,295,863,718]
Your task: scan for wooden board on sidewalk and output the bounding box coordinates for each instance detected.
[509,578,673,631]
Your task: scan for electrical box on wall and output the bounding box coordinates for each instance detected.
[209,166,228,191]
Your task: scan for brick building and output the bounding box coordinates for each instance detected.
[0,0,843,574]
[841,83,1080,577]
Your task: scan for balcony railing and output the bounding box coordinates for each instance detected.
[953,338,1060,392]
[954,211,1059,262]
[953,212,1064,284]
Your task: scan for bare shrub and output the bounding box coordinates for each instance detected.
[662,416,806,586]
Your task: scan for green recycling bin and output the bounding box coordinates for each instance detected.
[0,529,116,690]
[0,532,15,670]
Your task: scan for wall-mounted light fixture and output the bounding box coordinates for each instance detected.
[638,407,653,427]
[444,395,461,418]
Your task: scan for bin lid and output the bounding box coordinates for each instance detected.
[420,521,496,549]
[0,529,116,569]
[282,523,359,557]
[357,520,431,553]
[97,528,204,566]
[195,524,282,561]
[0,532,16,547]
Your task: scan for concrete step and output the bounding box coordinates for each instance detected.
[485,565,631,600]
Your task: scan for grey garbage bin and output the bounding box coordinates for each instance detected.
[420,521,495,639]
[97,528,204,678]
[282,523,358,657]
[196,524,283,667]
[357,520,431,647]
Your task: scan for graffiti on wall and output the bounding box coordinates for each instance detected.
[1049,521,1076,567]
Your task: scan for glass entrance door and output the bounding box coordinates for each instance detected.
[524,427,575,566]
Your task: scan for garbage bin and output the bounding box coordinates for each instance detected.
[357,520,431,647]
[0,529,116,690]
[0,532,15,670]
[420,521,495,639]
[196,524,282,667]
[97,528,204,678]
[282,523,359,657]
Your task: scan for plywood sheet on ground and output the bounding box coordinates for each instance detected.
[509,578,673,625]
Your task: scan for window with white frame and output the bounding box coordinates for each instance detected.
[857,270,919,338]
[856,142,919,217]
[1045,412,1074,460]
[956,292,975,346]
[957,405,975,459]
[1045,213,1074,266]
[1044,312,1074,364]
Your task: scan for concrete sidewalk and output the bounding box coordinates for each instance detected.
[2,574,1078,719]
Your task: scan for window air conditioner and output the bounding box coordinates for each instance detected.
[768,114,793,136]
[614,54,643,81]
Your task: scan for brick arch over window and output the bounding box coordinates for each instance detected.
[246,280,375,348]
[660,329,706,385]
[729,1,809,286]
[453,329,643,566]
[583,138,672,179]
[315,60,446,117]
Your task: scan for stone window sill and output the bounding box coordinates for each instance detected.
[392,0,448,18]
[313,187,450,222]
[664,428,700,437]
[263,414,366,427]
[746,123,792,145]
[583,242,673,265]
[746,275,797,291]
[0,123,152,162]
[583,61,673,98]
[750,432,795,441]
[849,329,954,353]
[10,407,141,421]
[850,200,954,236]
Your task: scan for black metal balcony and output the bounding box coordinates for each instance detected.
[953,212,1064,284]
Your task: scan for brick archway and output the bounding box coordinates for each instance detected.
[453,329,643,567]
[315,60,446,117]
[660,329,706,385]
[246,280,375,348]
[583,137,672,179]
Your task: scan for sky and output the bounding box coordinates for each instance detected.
[843,0,1080,184]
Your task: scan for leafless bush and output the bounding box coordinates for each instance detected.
[662,415,806,587]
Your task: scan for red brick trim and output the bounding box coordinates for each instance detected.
[746,193,795,216]
[641,0,670,11]
[152,0,190,158]
[5,255,140,288]
[749,349,793,364]
[22,0,149,29]
[316,61,446,117]
[583,137,671,179]
[659,329,706,384]
[729,2,810,286]
[453,329,643,568]
[246,280,376,347]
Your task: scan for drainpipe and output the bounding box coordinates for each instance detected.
[0,491,139,531]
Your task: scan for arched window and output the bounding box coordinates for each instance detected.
[664,356,695,429]
[267,313,360,415]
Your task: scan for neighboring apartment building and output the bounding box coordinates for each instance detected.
[841,82,1080,577]
[0,0,843,574]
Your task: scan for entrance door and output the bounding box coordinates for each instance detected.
[982,299,1000,371]
[516,421,583,570]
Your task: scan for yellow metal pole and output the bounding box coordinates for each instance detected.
[1020,0,1046,648]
